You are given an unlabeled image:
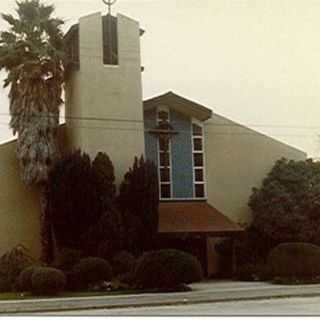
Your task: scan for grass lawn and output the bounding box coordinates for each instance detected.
[0,289,143,301]
[0,285,190,301]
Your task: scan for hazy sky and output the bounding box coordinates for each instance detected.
[0,0,320,157]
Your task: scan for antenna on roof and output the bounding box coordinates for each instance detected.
[102,0,117,16]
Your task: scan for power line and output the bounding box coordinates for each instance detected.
[0,111,319,131]
[0,121,317,140]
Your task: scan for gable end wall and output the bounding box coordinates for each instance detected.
[205,114,307,224]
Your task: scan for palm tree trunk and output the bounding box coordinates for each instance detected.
[39,184,54,264]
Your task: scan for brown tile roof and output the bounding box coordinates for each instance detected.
[158,201,243,236]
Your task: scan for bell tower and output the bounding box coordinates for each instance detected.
[64,9,145,184]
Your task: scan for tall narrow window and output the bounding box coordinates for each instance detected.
[192,122,206,198]
[102,15,118,65]
[157,108,172,199]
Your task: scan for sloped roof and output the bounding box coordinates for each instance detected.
[158,201,243,236]
[144,92,213,121]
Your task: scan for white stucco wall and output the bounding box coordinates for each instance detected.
[65,12,145,186]
[205,113,307,225]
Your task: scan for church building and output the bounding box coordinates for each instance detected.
[0,11,306,276]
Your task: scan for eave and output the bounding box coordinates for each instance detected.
[144,92,213,122]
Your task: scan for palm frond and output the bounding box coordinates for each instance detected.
[0,31,17,44]
[39,3,55,19]
[16,0,40,22]
[1,14,18,26]
[0,0,66,185]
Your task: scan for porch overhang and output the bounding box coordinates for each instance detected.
[158,201,244,238]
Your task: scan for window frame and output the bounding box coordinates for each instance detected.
[191,120,207,199]
[157,106,173,200]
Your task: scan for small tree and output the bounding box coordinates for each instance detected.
[92,152,116,207]
[82,204,124,258]
[118,156,159,254]
[47,150,117,252]
[248,158,320,259]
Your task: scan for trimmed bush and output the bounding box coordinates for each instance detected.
[73,257,113,288]
[0,277,11,293]
[56,248,81,271]
[268,242,320,279]
[0,245,34,290]
[235,264,259,281]
[256,264,272,281]
[118,272,136,286]
[18,266,38,292]
[273,276,320,285]
[64,270,82,292]
[134,249,203,290]
[235,263,271,282]
[31,267,66,295]
[112,251,135,276]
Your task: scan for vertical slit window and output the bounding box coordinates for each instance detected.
[195,184,205,198]
[157,108,172,200]
[160,168,170,182]
[161,184,171,199]
[194,153,204,167]
[160,153,170,167]
[192,122,206,199]
[102,15,118,65]
[195,169,204,182]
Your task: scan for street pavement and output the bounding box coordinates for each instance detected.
[4,281,320,315]
[38,296,320,316]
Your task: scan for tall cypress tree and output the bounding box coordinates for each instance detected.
[118,155,159,254]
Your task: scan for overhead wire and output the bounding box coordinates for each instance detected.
[0,118,317,140]
[0,111,319,131]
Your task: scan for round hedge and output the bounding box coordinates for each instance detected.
[64,269,82,291]
[31,267,66,295]
[112,251,135,276]
[56,248,81,271]
[73,257,113,287]
[18,266,38,292]
[134,249,203,290]
[0,277,11,293]
[235,263,271,282]
[268,242,320,278]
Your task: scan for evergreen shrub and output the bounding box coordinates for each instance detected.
[18,266,38,292]
[112,251,135,276]
[56,248,81,271]
[31,267,66,295]
[73,257,113,288]
[134,249,203,290]
[268,242,320,279]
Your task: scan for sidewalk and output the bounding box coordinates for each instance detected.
[2,281,320,314]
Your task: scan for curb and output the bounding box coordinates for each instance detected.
[2,290,320,314]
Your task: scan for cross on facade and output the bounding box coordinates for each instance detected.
[102,0,117,15]
[149,120,178,170]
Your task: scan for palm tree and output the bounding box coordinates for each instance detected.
[0,0,66,262]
